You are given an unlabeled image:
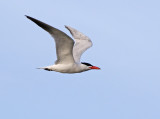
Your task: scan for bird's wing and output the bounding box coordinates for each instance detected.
[65,26,92,63]
[26,16,75,64]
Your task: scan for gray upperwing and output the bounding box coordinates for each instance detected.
[65,26,92,63]
[26,16,75,64]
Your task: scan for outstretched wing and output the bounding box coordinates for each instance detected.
[65,26,92,63]
[26,16,75,64]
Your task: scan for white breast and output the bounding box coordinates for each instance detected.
[47,63,90,73]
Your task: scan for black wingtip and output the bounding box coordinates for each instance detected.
[25,15,40,24]
[25,15,29,18]
[25,15,55,34]
[25,15,32,20]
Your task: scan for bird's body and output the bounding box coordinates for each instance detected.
[26,15,100,73]
[39,63,90,73]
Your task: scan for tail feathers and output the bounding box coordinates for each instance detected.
[37,67,45,69]
[37,67,52,71]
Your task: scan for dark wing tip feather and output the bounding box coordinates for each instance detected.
[25,15,29,18]
[25,15,35,21]
[25,15,53,33]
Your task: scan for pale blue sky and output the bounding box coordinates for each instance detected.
[0,0,160,119]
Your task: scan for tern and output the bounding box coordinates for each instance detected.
[26,15,100,73]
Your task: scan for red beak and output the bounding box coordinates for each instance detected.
[89,66,100,70]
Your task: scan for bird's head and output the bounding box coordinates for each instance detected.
[81,62,100,70]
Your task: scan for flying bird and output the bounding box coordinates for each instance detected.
[26,15,100,73]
